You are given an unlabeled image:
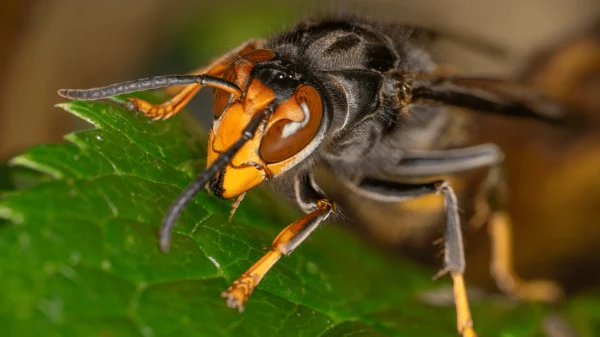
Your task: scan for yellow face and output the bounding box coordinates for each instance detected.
[206,49,324,199]
[207,78,323,199]
[207,77,273,199]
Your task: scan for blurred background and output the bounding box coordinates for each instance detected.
[1,0,599,297]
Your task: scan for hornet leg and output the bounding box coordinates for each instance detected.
[376,144,563,301]
[127,39,264,120]
[345,176,475,337]
[222,173,334,311]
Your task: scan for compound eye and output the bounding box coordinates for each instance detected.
[259,85,323,163]
[213,66,237,118]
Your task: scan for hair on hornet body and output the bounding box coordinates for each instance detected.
[59,18,577,337]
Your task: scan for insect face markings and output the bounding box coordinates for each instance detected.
[207,50,326,199]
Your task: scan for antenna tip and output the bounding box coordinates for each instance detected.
[159,224,172,253]
[57,89,68,98]
[159,236,171,253]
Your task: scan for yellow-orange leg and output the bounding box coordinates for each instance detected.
[452,273,477,337]
[489,212,564,302]
[128,83,203,120]
[165,39,265,96]
[127,39,265,120]
[222,200,334,311]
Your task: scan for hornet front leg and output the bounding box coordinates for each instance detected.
[222,173,334,310]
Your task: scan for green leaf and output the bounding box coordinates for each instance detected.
[562,293,600,337]
[0,95,587,336]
